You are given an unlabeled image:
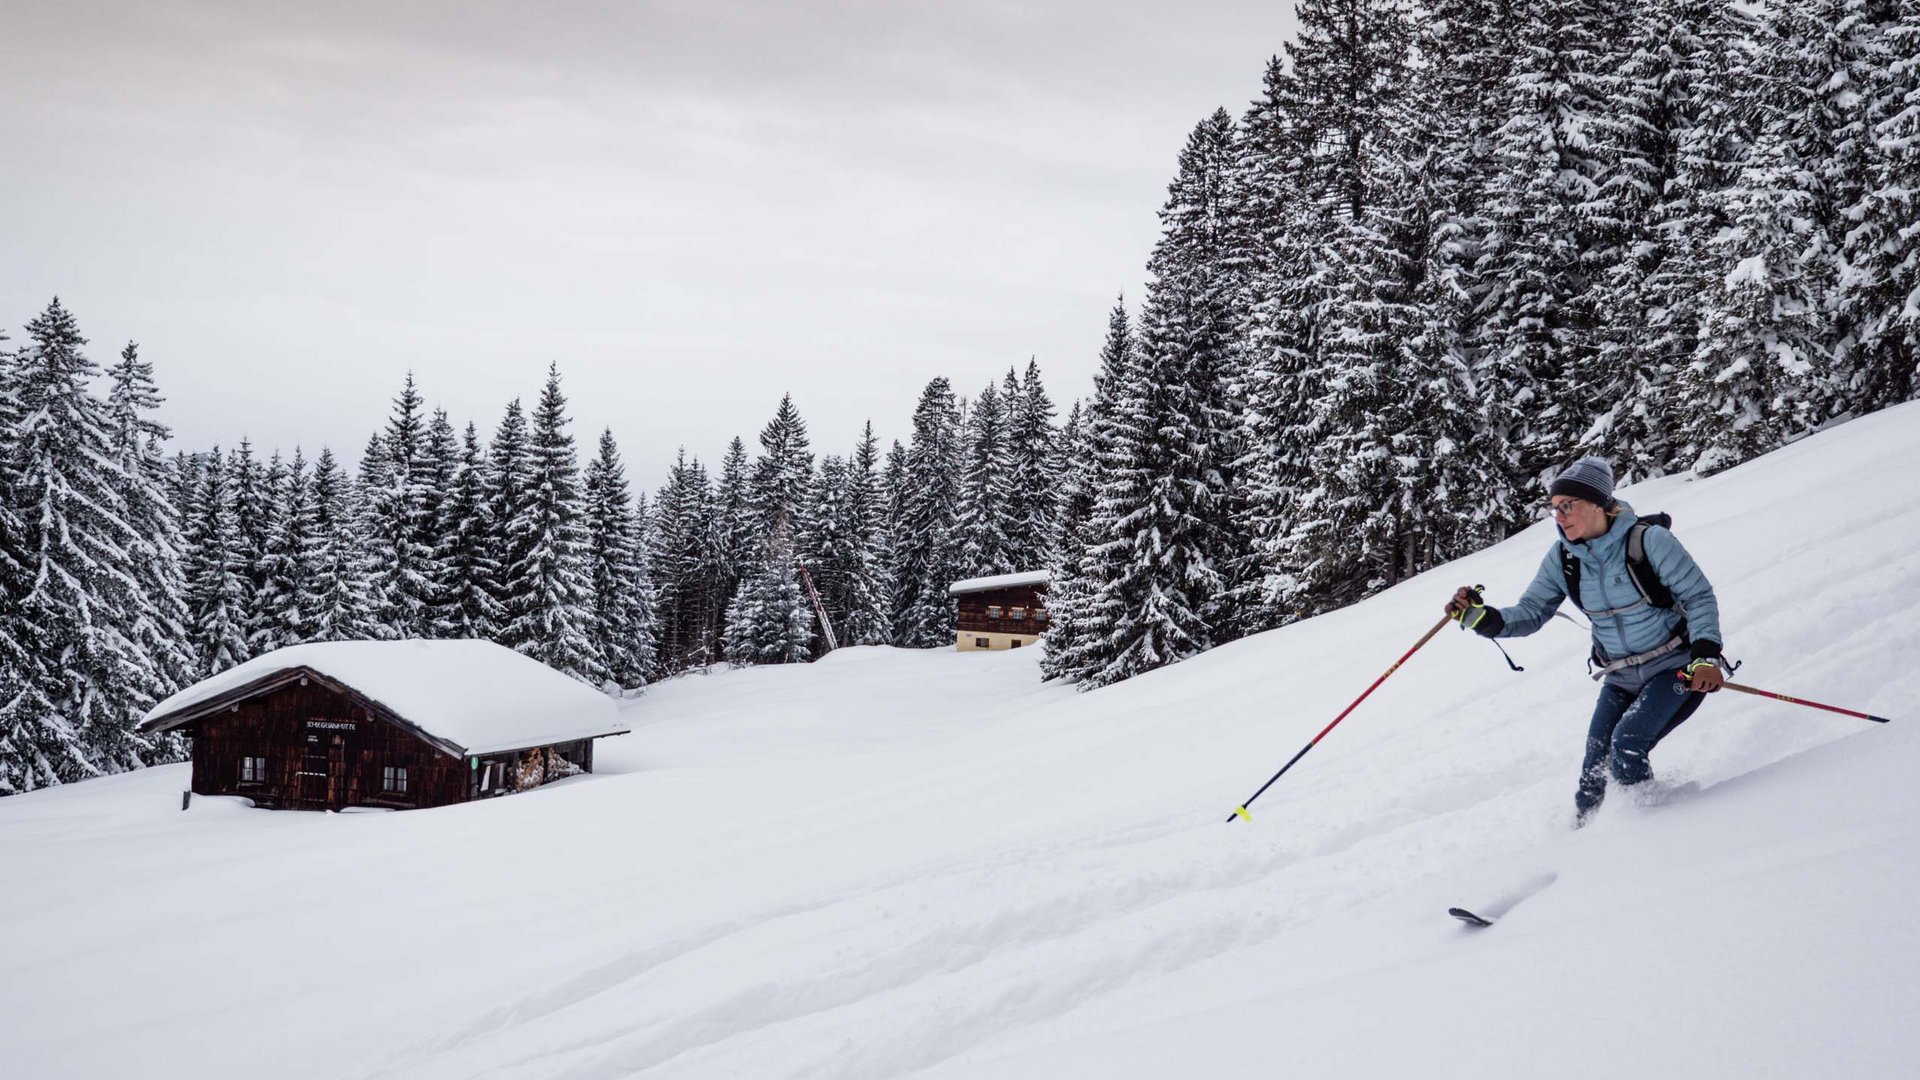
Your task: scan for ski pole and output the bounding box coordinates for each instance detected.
[1228,600,1465,824]
[1680,673,1892,724]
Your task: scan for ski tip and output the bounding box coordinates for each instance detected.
[1448,907,1494,928]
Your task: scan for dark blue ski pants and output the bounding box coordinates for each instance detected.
[1577,660,1706,814]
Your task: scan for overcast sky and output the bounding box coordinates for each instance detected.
[3,0,1300,489]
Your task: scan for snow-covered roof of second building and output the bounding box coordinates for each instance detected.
[948,570,1050,595]
[139,639,627,756]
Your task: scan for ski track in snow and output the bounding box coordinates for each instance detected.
[5,402,1919,1080]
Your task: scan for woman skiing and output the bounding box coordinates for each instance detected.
[1445,457,1725,824]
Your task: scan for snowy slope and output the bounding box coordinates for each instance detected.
[3,403,1917,1080]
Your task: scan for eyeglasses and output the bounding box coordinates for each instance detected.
[1547,500,1587,518]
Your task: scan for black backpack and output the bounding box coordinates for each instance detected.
[1558,512,1677,615]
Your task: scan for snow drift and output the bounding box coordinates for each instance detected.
[2,402,1916,1080]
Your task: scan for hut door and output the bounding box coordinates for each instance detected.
[298,734,346,809]
[298,735,329,807]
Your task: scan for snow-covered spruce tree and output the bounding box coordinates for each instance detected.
[0,325,27,777]
[1043,301,1137,682]
[228,438,269,639]
[877,437,908,608]
[747,394,816,553]
[1237,52,1331,632]
[805,446,889,649]
[0,300,154,790]
[583,428,658,689]
[484,397,531,633]
[722,551,815,666]
[1253,0,1440,616]
[1074,110,1248,687]
[361,375,439,638]
[954,378,1015,579]
[707,436,755,654]
[1005,359,1060,568]
[433,422,502,640]
[1472,0,1629,491]
[840,422,891,645]
[650,449,717,672]
[499,366,603,684]
[1576,0,1747,477]
[1038,394,1097,684]
[1839,1,1920,413]
[305,446,375,641]
[418,407,460,631]
[103,341,194,748]
[889,377,966,648]
[1679,1,1884,472]
[182,448,252,673]
[253,449,317,650]
[1054,301,1157,685]
[726,396,817,663]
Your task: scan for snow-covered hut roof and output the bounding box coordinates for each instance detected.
[139,640,628,757]
[948,570,1050,596]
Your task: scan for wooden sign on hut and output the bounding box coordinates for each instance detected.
[947,570,1050,651]
[138,640,630,811]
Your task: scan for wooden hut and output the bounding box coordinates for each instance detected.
[138,640,630,811]
[948,570,1050,651]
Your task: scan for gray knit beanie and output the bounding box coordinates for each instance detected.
[1549,456,1614,507]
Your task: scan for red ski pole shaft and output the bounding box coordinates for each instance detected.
[1228,610,1457,823]
[1711,678,1892,724]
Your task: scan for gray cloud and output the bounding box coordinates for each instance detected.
[3,0,1298,486]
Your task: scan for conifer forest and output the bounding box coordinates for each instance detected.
[4,0,1917,793]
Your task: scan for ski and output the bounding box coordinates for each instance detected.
[1448,907,1494,927]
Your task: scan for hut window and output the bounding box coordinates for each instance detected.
[1010,639,1023,648]
[986,605,1003,618]
[974,637,990,648]
[1011,606,1027,620]
[240,756,266,783]
[383,766,410,794]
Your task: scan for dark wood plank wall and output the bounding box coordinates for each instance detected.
[187,680,468,810]
[955,585,1051,636]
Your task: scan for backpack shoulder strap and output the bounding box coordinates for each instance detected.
[1558,543,1585,612]
[1625,515,1676,610]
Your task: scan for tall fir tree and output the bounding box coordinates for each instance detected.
[651,449,718,671]
[253,449,317,649]
[708,436,756,656]
[1073,111,1247,686]
[728,396,817,662]
[889,378,966,648]
[434,422,503,640]
[805,446,889,649]
[362,375,438,637]
[182,448,252,674]
[103,340,194,751]
[954,378,1015,578]
[722,553,816,666]
[418,407,461,631]
[499,365,603,683]
[0,299,153,790]
[228,438,269,639]
[305,447,375,641]
[484,397,532,630]
[583,429,658,688]
[1474,0,1628,491]
[1005,359,1060,568]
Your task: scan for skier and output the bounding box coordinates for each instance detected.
[1445,457,1725,824]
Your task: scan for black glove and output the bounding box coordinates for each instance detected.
[1450,588,1505,638]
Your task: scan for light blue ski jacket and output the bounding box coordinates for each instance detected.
[1493,503,1723,664]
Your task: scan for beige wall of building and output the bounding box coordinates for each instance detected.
[956,631,1038,652]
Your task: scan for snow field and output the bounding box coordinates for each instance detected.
[2,402,1918,1079]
